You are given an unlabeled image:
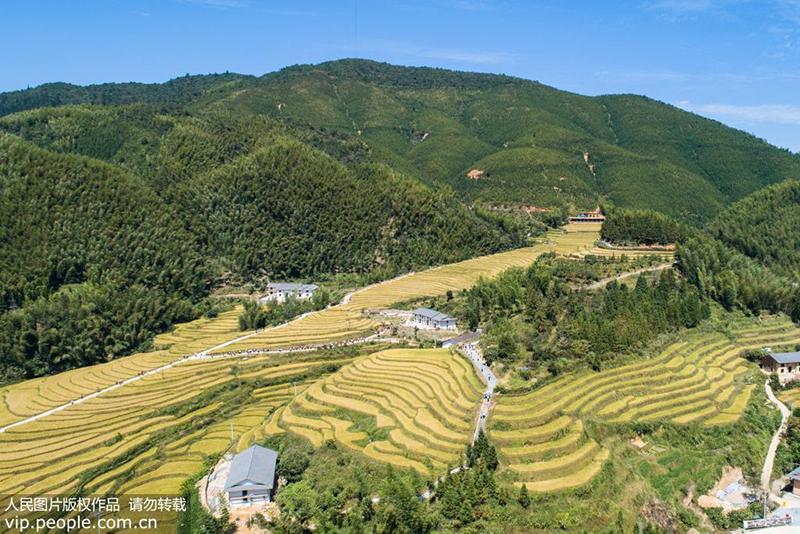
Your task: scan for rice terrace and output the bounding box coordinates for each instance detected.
[4,22,800,531]
[0,218,797,532]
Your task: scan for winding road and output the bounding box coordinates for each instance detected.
[584,262,675,290]
[762,379,791,492]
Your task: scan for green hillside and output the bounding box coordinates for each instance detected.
[3,60,798,222]
[706,180,800,280]
[0,73,256,117]
[0,115,518,379]
[3,58,800,378]
[194,60,800,222]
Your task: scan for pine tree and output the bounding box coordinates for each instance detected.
[484,443,499,471]
[518,484,530,508]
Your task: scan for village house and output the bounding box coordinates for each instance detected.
[761,351,800,384]
[260,283,319,304]
[224,445,278,506]
[569,206,606,223]
[412,308,457,330]
[788,467,800,496]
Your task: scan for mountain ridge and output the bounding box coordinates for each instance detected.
[3,58,797,225]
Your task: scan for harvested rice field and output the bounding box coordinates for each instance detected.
[490,316,800,492]
[0,307,245,428]
[214,224,604,354]
[0,347,361,507]
[271,348,483,476]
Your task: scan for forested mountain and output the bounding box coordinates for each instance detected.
[0,134,210,377]
[0,110,518,379]
[2,58,799,378]
[0,73,256,117]
[706,180,800,280]
[4,60,796,223]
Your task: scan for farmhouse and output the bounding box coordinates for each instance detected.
[413,308,457,330]
[224,445,278,506]
[261,283,319,304]
[569,206,605,223]
[761,351,800,384]
[788,467,800,495]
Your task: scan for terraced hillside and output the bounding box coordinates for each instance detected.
[271,348,483,475]
[780,387,800,407]
[0,221,698,514]
[0,346,360,507]
[212,223,602,354]
[0,307,244,429]
[491,317,800,492]
[0,225,590,423]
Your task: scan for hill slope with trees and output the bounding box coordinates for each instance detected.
[2,60,799,223]
[0,119,518,379]
[3,59,800,378]
[705,180,800,280]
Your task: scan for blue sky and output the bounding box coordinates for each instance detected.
[2,0,798,151]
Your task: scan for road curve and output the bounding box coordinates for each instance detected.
[762,380,791,492]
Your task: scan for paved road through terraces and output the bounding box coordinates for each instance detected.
[461,340,496,442]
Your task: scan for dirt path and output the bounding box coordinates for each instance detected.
[762,380,791,492]
[584,262,674,290]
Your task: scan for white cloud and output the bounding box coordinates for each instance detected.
[676,101,800,125]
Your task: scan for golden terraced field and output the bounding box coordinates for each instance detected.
[780,387,800,406]
[212,223,604,354]
[0,227,599,504]
[0,350,357,504]
[0,307,246,429]
[271,348,483,476]
[490,317,800,492]
[1,221,713,508]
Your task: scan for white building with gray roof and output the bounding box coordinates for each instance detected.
[261,283,319,304]
[412,308,457,330]
[224,445,278,505]
[762,350,800,385]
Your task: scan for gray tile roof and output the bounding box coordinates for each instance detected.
[788,466,800,480]
[224,445,278,492]
[413,308,455,322]
[769,351,800,364]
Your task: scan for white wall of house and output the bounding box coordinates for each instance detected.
[227,488,272,505]
[412,314,457,330]
[261,288,316,303]
[762,358,800,385]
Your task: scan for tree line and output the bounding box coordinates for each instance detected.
[601,208,692,246]
[455,257,709,376]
